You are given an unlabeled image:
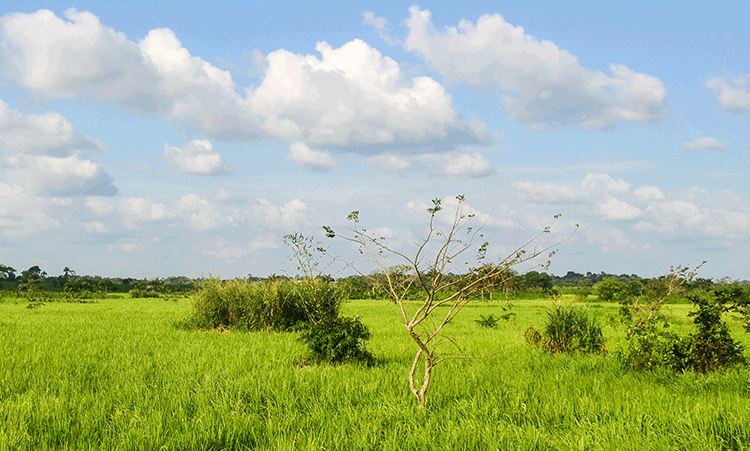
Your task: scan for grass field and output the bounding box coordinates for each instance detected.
[1,296,749,450]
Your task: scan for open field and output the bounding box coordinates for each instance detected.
[1,296,749,450]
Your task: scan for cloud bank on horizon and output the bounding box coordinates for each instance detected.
[0,3,747,279]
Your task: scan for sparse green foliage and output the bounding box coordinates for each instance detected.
[324,194,576,407]
[283,232,329,278]
[526,306,605,354]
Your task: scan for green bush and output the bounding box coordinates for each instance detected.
[526,306,605,354]
[188,278,341,331]
[475,314,499,329]
[620,285,748,372]
[298,316,375,366]
[596,277,629,302]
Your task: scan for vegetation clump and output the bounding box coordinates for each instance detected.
[526,306,606,354]
[298,315,376,366]
[188,277,340,331]
[475,314,499,329]
[618,264,750,373]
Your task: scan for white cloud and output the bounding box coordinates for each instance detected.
[23,153,117,196]
[706,75,750,113]
[85,197,115,216]
[256,198,307,229]
[582,173,630,193]
[176,193,235,231]
[286,142,336,171]
[198,236,278,262]
[0,182,60,237]
[0,99,105,156]
[587,228,637,253]
[83,221,108,233]
[177,193,210,210]
[249,39,490,151]
[598,197,642,220]
[417,152,494,177]
[401,7,667,131]
[683,136,724,150]
[636,197,750,239]
[249,235,279,252]
[86,196,171,226]
[634,186,665,200]
[163,140,229,175]
[362,11,398,46]
[120,197,170,223]
[365,153,412,171]
[514,181,579,204]
[0,9,489,154]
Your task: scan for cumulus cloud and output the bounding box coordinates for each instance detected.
[249,39,490,151]
[286,142,336,171]
[0,9,489,154]
[582,173,630,193]
[587,228,637,253]
[706,74,750,113]
[400,7,667,131]
[176,193,235,231]
[635,198,750,239]
[84,196,171,227]
[598,197,642,221]
[365,153,412,171]
[256,198,307,229]
[418,152,494,177]
[198,236,278,262]
[683,136,724,151]
[163,140,229,175]
[364,151,493,176]
[83,221,108,233]
[514,182,579,204]
[0,182,60,237]
[634,186,665,200]
[0,99,117,198]
[0,100,106,156]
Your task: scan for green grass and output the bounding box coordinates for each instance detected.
[1,296,749,450]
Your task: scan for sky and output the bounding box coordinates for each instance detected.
[0,1,748,280]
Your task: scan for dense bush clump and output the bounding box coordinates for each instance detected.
[298,316,375,366]
[188,277,375,365]
[526,306,606,354]
[621,285,749,372]
[188,278,341,331]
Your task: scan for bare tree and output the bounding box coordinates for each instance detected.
[323,195,576,407]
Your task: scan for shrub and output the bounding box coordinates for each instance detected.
[298,316,375,366]
[526,306,605,354]
[596,277,629,302]
[475,314,499,328]
[188,277,341,331]
[620,283,748,373]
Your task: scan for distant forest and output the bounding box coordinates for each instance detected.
[1,263,745,300]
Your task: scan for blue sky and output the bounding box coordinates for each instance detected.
[0,1,748,279]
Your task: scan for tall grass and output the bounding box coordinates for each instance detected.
[0,297,748,450]
[187,278,340,331]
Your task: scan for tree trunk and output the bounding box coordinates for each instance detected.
[408,343,433,408]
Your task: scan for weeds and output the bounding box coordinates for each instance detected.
[526,306,606,354]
